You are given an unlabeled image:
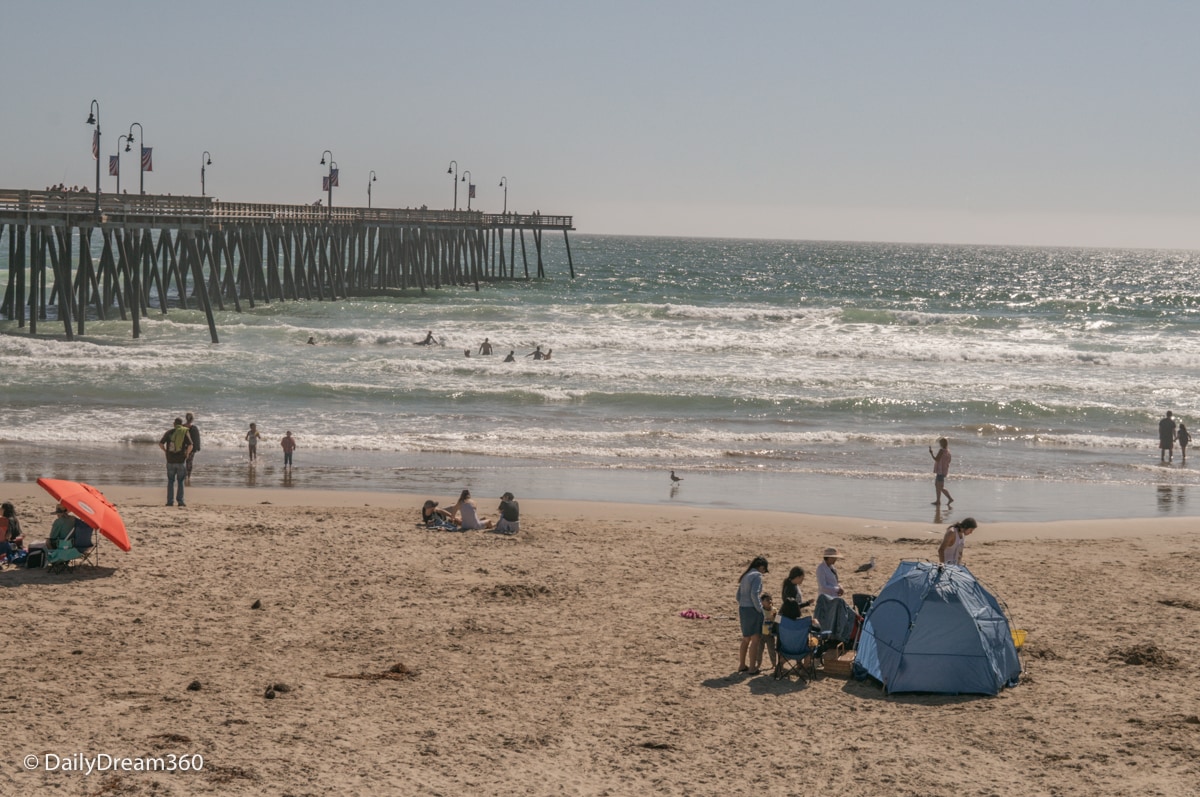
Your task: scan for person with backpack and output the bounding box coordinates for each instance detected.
[184,412,201,484]
[158,417,193,507]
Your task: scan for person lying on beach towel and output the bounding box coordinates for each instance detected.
[421,500,460,530]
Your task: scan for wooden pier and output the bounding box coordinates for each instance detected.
[0,189,575,343]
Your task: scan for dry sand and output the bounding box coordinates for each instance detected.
[2,482,1199,796]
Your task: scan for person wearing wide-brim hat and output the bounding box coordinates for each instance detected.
[817,547,844,599]
[815,547,858,643]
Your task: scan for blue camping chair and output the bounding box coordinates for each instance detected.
[774,616,820,681]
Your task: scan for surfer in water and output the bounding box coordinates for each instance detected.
[416,331,440,346]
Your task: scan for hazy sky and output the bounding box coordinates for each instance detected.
[4,1,1200,248]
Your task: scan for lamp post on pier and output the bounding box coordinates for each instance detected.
[447,160,458,210]
[201,151,212,196]
[461,170,472,211]
[115,134,131,195]
[499,176,508,214]
[368,170,377,208]
[86,100,101,212]
[320,150,336,214]
[125,122,145,195]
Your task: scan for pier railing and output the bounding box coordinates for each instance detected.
[0,189,572,229]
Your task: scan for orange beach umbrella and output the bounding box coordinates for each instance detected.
[36,478,132,552]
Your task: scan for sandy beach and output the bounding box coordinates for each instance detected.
[2,482,1199,796]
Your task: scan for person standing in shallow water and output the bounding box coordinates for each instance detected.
[280,431,297,469]
[246,423,262,462]
[929,437,954,506]
[1178,422,1191,465]
[1160,411,1177,463]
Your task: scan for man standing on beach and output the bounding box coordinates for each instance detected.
[158,417,193,507]
[184,412,201,484]
[1160,410,1177,463]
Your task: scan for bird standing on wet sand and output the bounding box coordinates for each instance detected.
[670,470,683,483]
[855,556,876,573]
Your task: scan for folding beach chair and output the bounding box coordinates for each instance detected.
[774,616,820,681]
[46,520,97,574]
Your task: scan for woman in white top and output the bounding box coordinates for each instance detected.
[447,489,493,530]
[938,517,977,565]
[816,548,844,599]
[814,547,856,642]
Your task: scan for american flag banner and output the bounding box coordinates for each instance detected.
[330,168,339,187]
[322,176,330,191]
[92,129,99,160]
[109,155,119,176]
[141,147,153,172]
[468,183,476,199]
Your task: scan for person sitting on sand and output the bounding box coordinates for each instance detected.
[444,489,493,530]
[0,502,24,563]
[422,500,455,527]
[495,492,520,534]
[938,517,977,566]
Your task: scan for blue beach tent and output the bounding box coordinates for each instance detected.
[854,561,1021,695]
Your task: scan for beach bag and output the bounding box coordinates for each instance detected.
[167,426,189,453]
[25,549,45,569]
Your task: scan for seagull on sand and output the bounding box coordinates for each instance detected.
[854,557,876,573]
[670,470,683,483]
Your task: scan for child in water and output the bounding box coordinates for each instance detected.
[1179,422,1191,465]
[246,423,262,462]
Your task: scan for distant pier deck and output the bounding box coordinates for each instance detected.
[0,189,575,342]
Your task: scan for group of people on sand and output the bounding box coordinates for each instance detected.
[153,414,300,508]
[421,489,520,535]
[734,518,978,676]
[0,499,104,570]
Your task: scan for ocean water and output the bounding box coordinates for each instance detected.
[3,234,1200,522]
